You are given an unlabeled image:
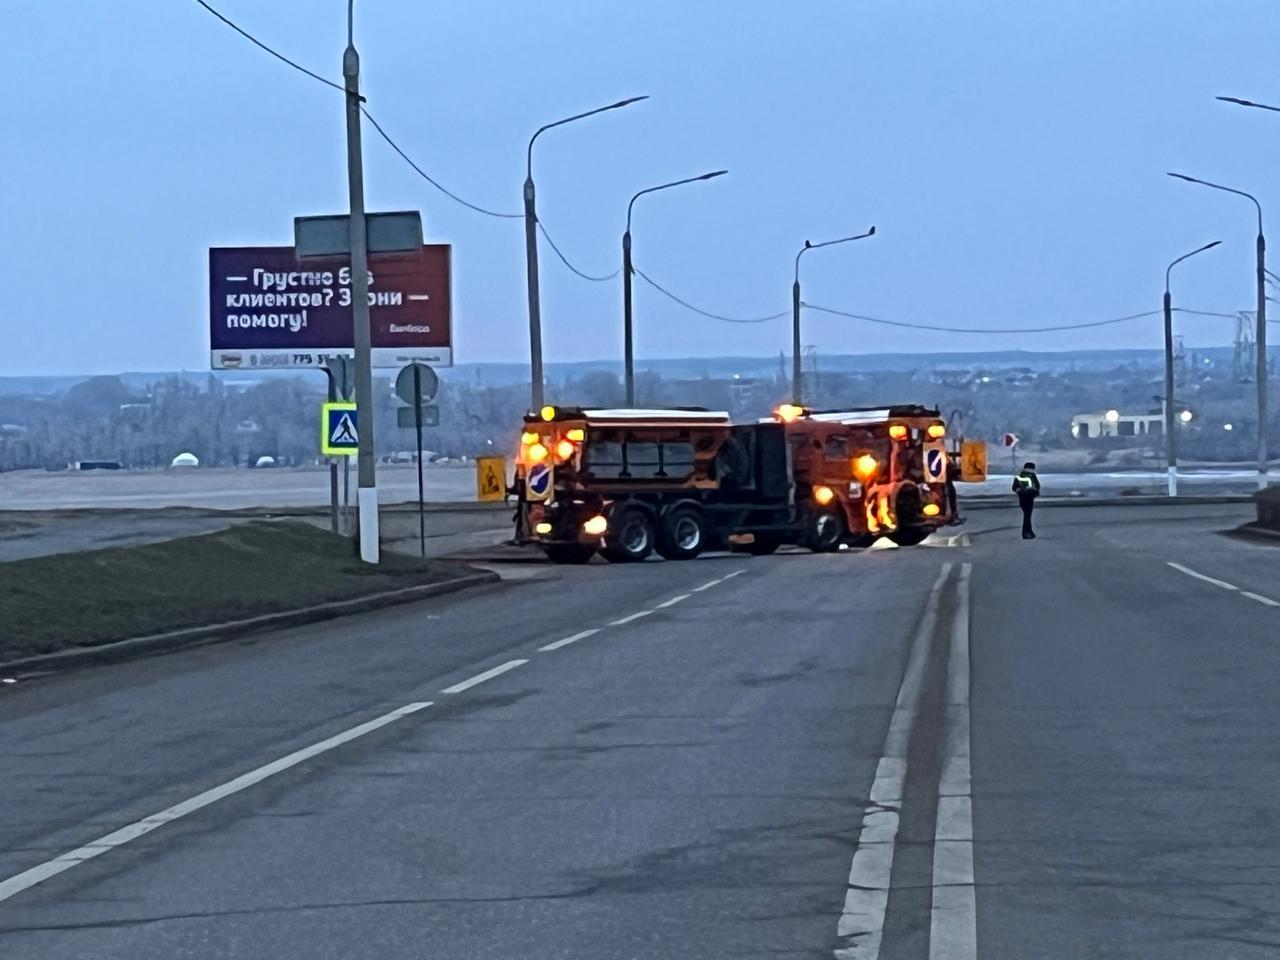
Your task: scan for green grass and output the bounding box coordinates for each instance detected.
[0,522,471,661]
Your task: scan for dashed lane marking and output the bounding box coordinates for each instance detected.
[1243,591,1280,607]
[609,610,653,626]
[440,659,527,694]
[538,629,600,652]
[1166,561,1238,591]
[0,701,434,905]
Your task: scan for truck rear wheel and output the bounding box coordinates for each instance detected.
[543,543,597,564]
[806,509,845,553]
[656,505,707,561]
[601,505,656,563]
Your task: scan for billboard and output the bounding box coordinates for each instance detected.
[209,245,451,370]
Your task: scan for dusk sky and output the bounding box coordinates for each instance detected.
[4,0,1279,376]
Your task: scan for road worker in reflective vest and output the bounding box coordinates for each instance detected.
[1012,461,1040,539]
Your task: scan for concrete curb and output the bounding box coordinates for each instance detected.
[0,570,501,678]
[959,494,1253,511]
[0,501,509,521]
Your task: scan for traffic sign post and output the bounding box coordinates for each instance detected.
[321,402,359,457]
[1003,432,1020,473]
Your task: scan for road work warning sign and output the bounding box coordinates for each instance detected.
[321,402,359,457]
[476,457,506,502]
[959,440,987,482]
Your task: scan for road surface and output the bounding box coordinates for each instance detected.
[2,501,1278,957]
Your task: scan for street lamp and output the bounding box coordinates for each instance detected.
[1163,239,1221,497]
[523,96,648,409]
[1180,409,1194,424]
[1168,170,1267,489]
[622,170,727,405]
[792,226,876,403]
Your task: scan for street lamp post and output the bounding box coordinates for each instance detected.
[343,1,380,563]
[523,96,648,410]
[1163,240,1222,497]
[1168,171,1267,488]
[792,227,876,404]
[623,170,727,405]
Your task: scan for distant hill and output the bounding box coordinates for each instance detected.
[0,346,1240,395]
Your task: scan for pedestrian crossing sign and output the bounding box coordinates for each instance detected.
[321,402,359,456]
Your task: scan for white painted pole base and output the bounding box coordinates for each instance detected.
[1167,465,1177,498]
[358,485,380,564]
[1260,471,1270,492]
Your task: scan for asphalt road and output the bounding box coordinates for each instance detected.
[1,501,1277,957]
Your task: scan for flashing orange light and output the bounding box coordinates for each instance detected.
[813,484,836,506]
[566,427,586,442]
[923,503,941,517]
[534,521,553,535]
[888,424,908,440]
[582,515,608,536]
[776,403,805,423]
[927,423,946,439]
[526,442,549,463]
[555,439,577,461]
[539,405,557,422]
[521,431,540,445]
[853,453,879,481]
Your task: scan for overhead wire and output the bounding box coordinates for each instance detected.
[192,0,346,94]
[537,223,619,281]
[193,0,521,220]
[803,303,1166,334]
[631,267,787,324]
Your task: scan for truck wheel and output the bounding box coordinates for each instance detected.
[657,506,707,561]
[806,509,845,553]
[543,543,596,564]
[601,505,656,563]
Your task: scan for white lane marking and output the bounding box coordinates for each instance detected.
[1166,561,1238,591]
[0,701,432,905]
[655,594,691,609]
[1243,591,1280,607]
[609,610,654,625]
[835,562,953,960]
[930,561,976,960]
[538,628,600,652]
[441,659,527,694]
[691,569,743,592]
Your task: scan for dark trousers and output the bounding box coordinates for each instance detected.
[1019,497,1035,538]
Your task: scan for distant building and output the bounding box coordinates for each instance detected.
[1071,412,1162,439]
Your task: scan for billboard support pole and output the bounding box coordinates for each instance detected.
[324,367,339,534]
[343,13,379,563]
[414,364,426,557]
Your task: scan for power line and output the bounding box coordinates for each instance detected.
[194,0,521,220]
[537,223,619,281]
[632,267,788,324]
[360,109,521,219]
[192,0,346,94]
[803,303,1165,334]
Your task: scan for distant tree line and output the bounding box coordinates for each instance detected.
[0,360,1273,471]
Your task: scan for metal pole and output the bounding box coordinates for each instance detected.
[343,19,378,563]
[623,229,634,405]
[325,367,340,532]
[791,279,802,404]
[1163,289,1177,497]
[524,175,543,410]
[414,365,425,558]
[1258,230,1269,488]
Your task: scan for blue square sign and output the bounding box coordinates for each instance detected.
[322,402,359,456]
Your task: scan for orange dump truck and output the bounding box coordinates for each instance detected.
[513,403,954,563]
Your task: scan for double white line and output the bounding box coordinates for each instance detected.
[834,561,976,960]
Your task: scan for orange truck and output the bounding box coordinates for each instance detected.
[513,403,954,563]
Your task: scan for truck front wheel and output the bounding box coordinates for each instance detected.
[806,509,845,553]
[601,505,656,563]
